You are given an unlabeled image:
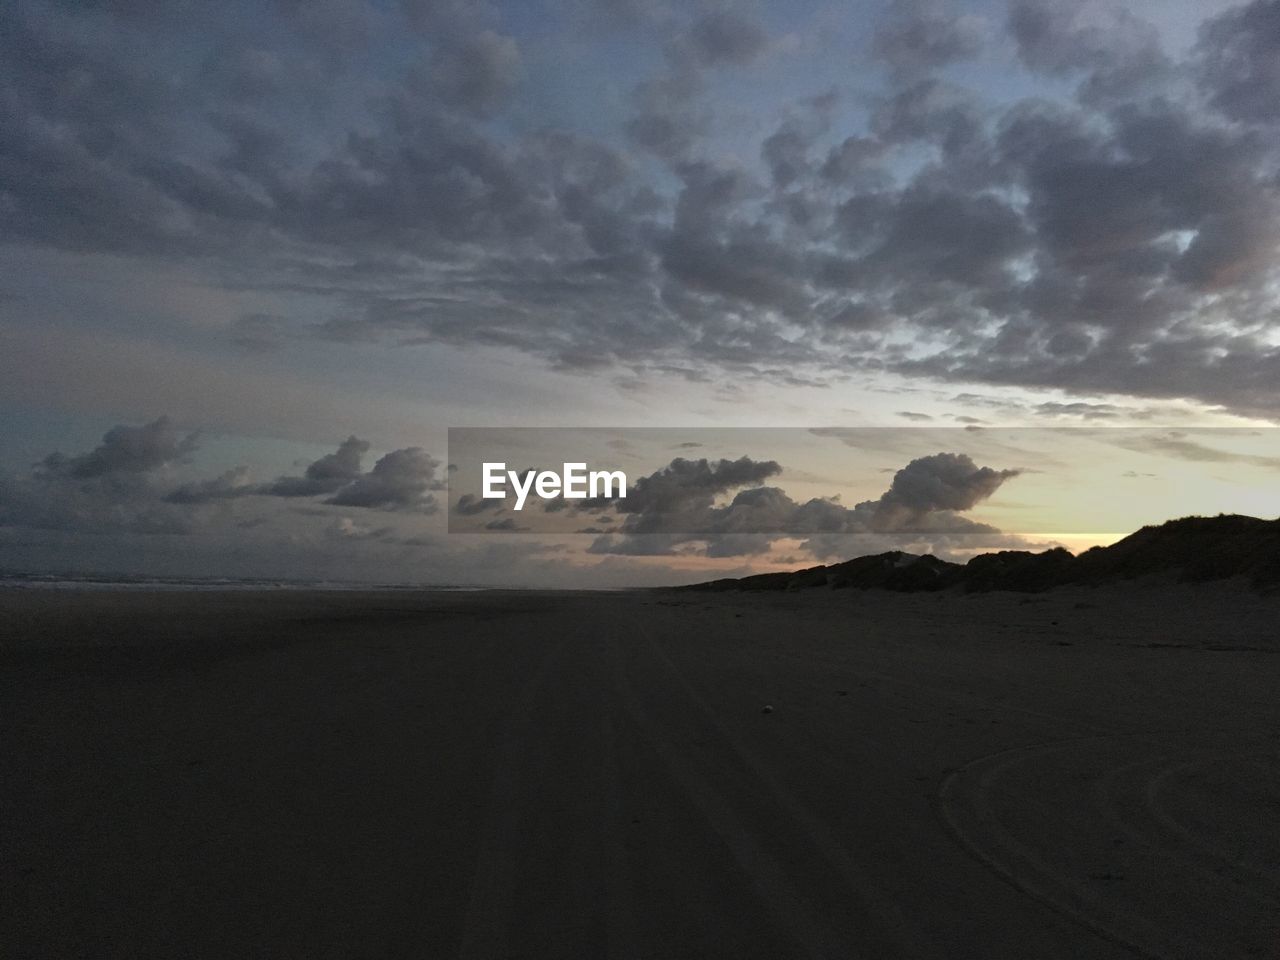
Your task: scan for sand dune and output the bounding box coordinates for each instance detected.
[3,585,1278,958]
[686,515,1280,595]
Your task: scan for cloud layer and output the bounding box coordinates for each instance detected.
[4,0,1280,416]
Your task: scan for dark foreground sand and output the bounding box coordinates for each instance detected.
[3,584,1278,959]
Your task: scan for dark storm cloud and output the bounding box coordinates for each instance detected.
[588,455,782,523]
[1008,0,1171,103]
[862,452,1019,529]
[423,29,522,117]
[872,0,986,80]
[251,438,443,511]
[1196,0,1280,124]
[844,184,1031,289]
[687,8,769,66]
[4,418,201,534]
[820,134,889,188]
[264,437,370,498]
[295,105,556,250]
[4,0,1280,416]
[625,108,702,160]
[38,417,199,480]
[761,123,810,189]
[586,451,1019,556]
[1,420,448,542]
[620,3,774,165]
[325,447,443,512]
[869,80,985,158]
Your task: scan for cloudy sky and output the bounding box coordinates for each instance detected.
[2,0,1279,585]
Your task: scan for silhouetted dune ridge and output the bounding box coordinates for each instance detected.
[680,515,1280,593]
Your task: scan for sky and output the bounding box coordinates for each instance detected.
[1,0,1279,586]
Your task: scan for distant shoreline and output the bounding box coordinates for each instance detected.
[0,573,492,593]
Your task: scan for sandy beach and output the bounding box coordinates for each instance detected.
[3,584,1278,959]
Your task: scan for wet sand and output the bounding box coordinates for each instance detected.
[3,584,1279,959]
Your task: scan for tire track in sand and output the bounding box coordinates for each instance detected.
[939,735,1280,960]
[607,620,936,959]
[457,634,568,960]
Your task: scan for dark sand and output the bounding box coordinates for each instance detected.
[3,585,1279,959]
